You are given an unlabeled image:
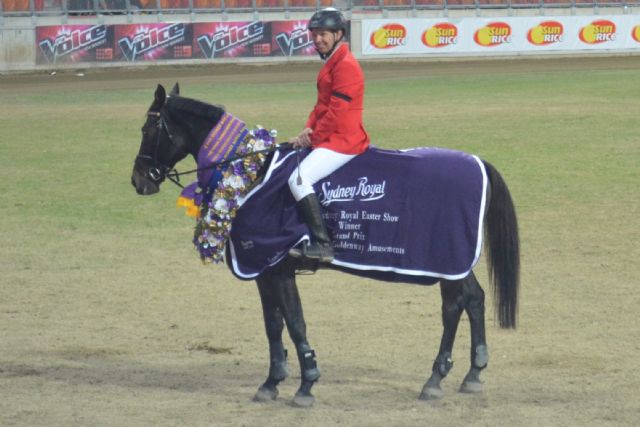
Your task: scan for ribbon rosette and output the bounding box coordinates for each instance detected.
[181,126,277,264]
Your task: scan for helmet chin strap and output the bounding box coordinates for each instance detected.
[317,31,344,61]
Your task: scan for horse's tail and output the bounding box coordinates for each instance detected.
[482,161,520,329]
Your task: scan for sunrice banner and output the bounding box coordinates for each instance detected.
[363,16,640,56]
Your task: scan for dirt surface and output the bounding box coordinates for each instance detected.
[3,54,640,93]
[2,56,640,426]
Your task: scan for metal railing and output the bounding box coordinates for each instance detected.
[1,0,637,17]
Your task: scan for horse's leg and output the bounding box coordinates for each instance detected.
[459,272,489,394]
[420,280,464,400]
[270,259,320,407]
[253,273,289,402]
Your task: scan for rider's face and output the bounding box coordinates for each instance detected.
[311,29,342,55]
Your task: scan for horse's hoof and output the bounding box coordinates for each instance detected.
[419,386,444,400]
[459,381,483,394]
[253,386,278,402]
[291,391,315,408]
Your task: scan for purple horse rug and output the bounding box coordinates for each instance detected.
[226,146,488,285]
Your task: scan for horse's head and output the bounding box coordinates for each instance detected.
[131,83,191,195]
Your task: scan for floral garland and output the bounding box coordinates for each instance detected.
[192,126,277,264]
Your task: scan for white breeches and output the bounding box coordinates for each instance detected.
[288,148,356,201]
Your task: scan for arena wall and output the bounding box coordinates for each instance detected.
[1,7,638,72]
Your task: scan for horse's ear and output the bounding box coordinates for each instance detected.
[154,84,166,106]
[170,82,180,96]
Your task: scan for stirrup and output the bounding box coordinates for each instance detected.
[289,246,304,259]
[289,242,334,263]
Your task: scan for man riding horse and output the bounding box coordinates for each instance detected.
[130,8,520,407]
[288,8,370,263]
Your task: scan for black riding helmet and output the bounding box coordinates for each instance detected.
[308,8,348,34]
[308,8,347,60]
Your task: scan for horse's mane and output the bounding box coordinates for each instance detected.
[166,96,225,123]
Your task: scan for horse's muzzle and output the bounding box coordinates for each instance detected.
[131,169,160,195]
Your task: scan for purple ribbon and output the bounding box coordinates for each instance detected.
[196,113,248,188]
[178,113,248,205]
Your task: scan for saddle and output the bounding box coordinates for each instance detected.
[226,146,488,285]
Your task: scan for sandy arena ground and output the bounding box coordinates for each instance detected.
[1,56,639,426]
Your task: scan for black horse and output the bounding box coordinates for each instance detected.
[131,83,520,407]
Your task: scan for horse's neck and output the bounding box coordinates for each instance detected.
[165,97,225,159]
[192,124,213,156]
[170,112,215,160]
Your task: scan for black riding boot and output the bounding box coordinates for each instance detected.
[289,194,334,263]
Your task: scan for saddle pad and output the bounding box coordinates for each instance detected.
[226,146,487,284]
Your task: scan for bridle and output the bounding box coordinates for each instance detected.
[136,107,293,191]
[135,110,188,188]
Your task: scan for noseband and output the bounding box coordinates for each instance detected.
[135,110,186,188]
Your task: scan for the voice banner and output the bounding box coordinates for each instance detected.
[35,20,323,64]
[362,15,640,56]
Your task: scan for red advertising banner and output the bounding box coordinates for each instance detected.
[36,25,114,64]
[115,23,193,62]
[35,20,328,65]
[193,21,270,59]
[270,20,316,56]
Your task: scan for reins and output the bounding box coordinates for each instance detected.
[164,142,291,189]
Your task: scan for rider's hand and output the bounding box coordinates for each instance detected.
[289,128,313,148]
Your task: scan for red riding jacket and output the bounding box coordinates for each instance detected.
[305,44,370,155]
